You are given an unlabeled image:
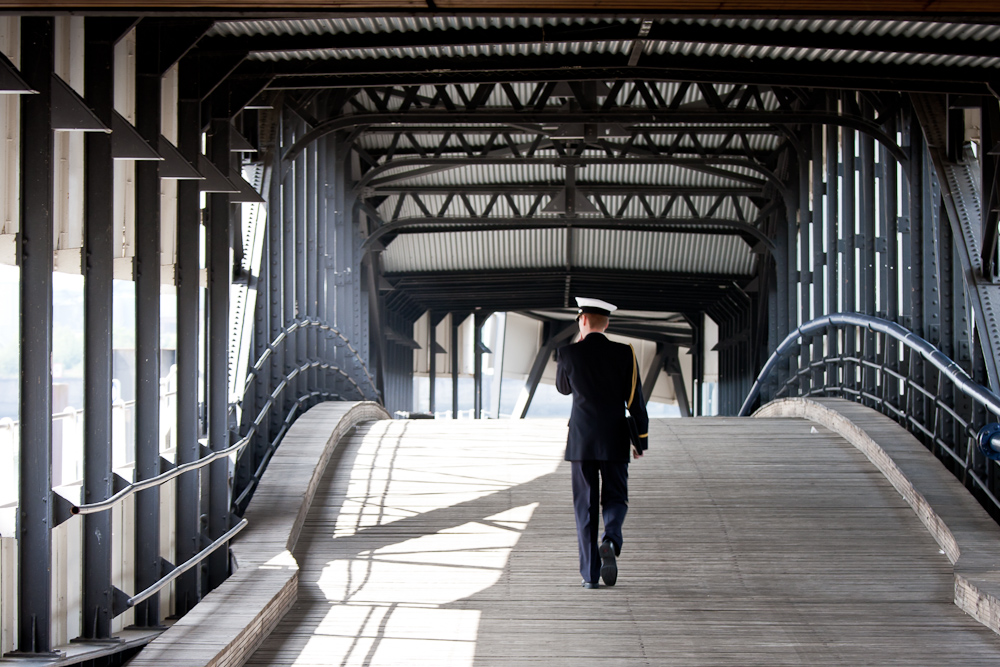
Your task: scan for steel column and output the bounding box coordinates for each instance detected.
[451,313,460,419]
[81,19,117,641]
[841,115,858,395]
[859,109,878,398]
[825,118,841,391]
[133,26,163,627]
[473,312,488,419]
[268,118,285,437]
[174,94,202,614]
[282,116,297,414]
[16,16,56,655]
[428,311,444,414]
[641,343,666,404]
[315,134,328,397]
[797,140,811,396]
[206,118,233,589]
[516,321,576,419]
[294,123,308,403]
[307,137,319,404]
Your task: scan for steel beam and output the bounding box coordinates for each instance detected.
[206,118,233,589]
[911,93,1000,388]
[81,18,117,641]
[16,17,56,655]
[133,24,164,627]
[515,321,577,419]
[366,251,387,397]
[473,312,490,419]
[641,342,667,404]
[282,116,297,414]
[174,94,202,614]
[294,122,308,404]
[362,216,773,256]
[451,313,462,418]
[259,55,993,96]
[306,137,319,406]
[284,109,905,167]
[427,311,446,414]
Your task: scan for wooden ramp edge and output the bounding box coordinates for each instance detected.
[127,401,390,667]
[756,397,1000,635]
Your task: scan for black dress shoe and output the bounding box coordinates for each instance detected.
[581,580,600,589]
[599,539,618,586]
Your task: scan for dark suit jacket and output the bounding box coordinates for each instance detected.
[556,333,650,462]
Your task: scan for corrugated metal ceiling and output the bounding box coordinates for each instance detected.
[210,16,1000,71]
[382,229,756,275]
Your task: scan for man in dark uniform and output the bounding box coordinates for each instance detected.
[556,297,649,589]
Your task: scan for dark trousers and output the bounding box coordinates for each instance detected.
[571,459,629,583]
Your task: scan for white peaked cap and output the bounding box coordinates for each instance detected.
[575,297,618,316]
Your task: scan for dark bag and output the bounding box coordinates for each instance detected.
[626,345,642,451]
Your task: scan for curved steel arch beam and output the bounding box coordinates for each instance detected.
[361,215,776,256]
[351,155,790,202]
[281,109,908,167]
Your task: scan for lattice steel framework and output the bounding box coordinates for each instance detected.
[1,10,999,664]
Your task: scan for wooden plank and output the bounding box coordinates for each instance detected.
[127,401,390,667]
[245,415,1000,666]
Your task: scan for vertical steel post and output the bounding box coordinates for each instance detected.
[428,312,437,413]
[365,250,386,399]
[473,314,483,419]
[307,138,319,401]
[17,17,56,655]
[786,160,800,391]
[452,314,460,419]
[692,314,703,415]
[314,134,327,396]
[326,135,345,398]
[798,138,811,395]
[133,26,163,627]
[825,118,841,389]
[841,109,858,393]
[81,19,117,640]
[810,123,825,388]
[282,118,296,413]
[174,94,202,613]
[859,102,878,400]
[472,312,490,419]
[294,124,307,402]
[206,117,232,589]
[268,115,285,438]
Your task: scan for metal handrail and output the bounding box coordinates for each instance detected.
[73,360,353,515]
[232,390,341,510]
[126,519,248,608]
[241,317,377,401]
[739,313,1000,427]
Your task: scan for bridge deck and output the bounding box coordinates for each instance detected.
[244,417,1000,666]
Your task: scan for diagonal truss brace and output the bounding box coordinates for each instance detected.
[912,93,1000,390]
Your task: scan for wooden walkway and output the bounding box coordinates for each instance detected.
[244,416,1000,666]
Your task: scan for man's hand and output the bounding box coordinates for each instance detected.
[631,445,643,459]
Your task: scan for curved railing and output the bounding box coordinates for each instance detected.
[73,361,348,516]
[739,313,1000,515]
[241,317,378,403]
